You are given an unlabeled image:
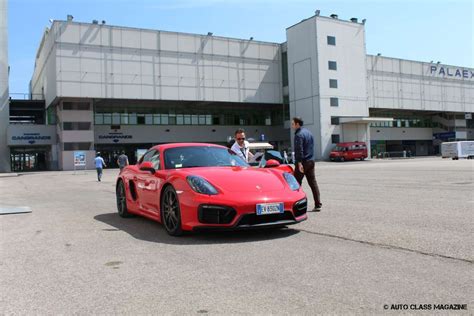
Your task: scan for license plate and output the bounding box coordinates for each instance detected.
[256,202,284,215]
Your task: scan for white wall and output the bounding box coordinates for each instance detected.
[367,56,474,113]
[370,127,433,141]
[32,22,282,106]
[0,0,9,172]
[287,16,368,159]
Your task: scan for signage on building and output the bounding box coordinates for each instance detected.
[465,113,472,120]
[430,66,474,79]
[433,131,455,140]
[97,132,133,143]
[11,133,51,144]
[74,151,86,167]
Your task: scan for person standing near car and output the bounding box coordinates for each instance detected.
[230,128,254,162]
[116,150,129,171]
[94,152,107,182]
[291,117,322,212]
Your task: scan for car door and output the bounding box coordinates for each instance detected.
[136,149,157,212]
[140,150,163,214]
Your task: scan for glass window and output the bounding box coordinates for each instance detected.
[184,115,191,125]
[103,114,112,124]
[95,114,103,125]
[265,117,272,126]
[191,115,198,125]
[329,79,338,88]
[198,115,206,125]
[327,36,336,46]
[331,117,339,125]
[145,114,153,125]
[150,152,161,170]
[137,114,145,125]
[161,114,169,125]
[331,134,340,144]
[112,113,121,125]
[330,97,339,107]
[153,114,161,125]
[176,114,184,125]
[129,113,137,125]
[121,113,129,125]
[169,114,177,125]
[328,61,337,70]
[206,115,212,125]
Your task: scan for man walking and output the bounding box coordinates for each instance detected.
[94,152,107,182]
[230,128,254,162]
[116,151,129,171]
[291,117,322,212]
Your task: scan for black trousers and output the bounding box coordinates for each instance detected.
[294,160,321,207]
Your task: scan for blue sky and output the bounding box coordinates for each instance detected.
[7,0,473,94]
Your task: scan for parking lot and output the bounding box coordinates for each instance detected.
[1,157,473,314]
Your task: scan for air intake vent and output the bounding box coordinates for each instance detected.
[350,17,358,23]
[330,14,338,19]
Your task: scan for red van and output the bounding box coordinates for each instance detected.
[329,142,368,162]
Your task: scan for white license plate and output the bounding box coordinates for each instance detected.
[256,202,284,215]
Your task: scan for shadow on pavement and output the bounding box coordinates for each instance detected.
[94,212,300,245]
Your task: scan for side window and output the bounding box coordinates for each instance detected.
[150,152,161,170]
[141,150,156,163]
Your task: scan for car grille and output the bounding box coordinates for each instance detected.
[198,205,236,224]
[236,211,294,227]
[293,198,307,217]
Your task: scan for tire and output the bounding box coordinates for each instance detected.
[116,180,133,218]
[161,186,183,236]
[340,157,345,162]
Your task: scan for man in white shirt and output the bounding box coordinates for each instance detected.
[230,128,254,163]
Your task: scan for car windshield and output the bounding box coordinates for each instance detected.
[164,146,248,169]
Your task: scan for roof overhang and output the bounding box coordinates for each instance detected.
[339,117,393,124]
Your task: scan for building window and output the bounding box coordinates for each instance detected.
[331,117,340,125]
[331,134,340,144]
[63,102,90,111]
[63,142,91,151]
[281,51,288,87]
[330,97,339,107]
[63,122,91,130]
[329,79,338,88]
[328,61,337,70]
[327,36,336,46]
[95,114,104,125]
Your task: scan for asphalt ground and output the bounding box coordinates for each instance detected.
[1,157,473,314]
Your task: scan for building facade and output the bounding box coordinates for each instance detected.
[3,13,474,171]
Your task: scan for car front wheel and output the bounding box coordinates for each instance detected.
[161,186,183,236]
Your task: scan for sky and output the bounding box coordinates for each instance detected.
[6,0,474,95]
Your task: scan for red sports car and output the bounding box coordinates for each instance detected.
[116,143,307,236]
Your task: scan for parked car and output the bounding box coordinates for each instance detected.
[116,143,307,236]
[329,142,368,162]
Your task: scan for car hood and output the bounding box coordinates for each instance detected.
[180,167,287,192]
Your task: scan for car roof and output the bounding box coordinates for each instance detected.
[151,143,226,151]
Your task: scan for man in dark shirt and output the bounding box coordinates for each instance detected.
[117,151,129,171]
[291,117,322,212]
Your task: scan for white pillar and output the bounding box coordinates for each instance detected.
[366,123,372,159]
[0,0,10,172]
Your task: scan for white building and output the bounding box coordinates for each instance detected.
[2,13,473,171]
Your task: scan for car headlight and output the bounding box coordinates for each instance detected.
[283,172,300,191]
[187,176,218,195]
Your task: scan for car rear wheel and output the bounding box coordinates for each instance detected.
[161,186,183,236]
[116,180,133,218]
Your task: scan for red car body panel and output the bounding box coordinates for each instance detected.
[117,143,307,232]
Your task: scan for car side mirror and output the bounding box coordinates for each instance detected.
[139,161,155,174]
[265,159,280,168]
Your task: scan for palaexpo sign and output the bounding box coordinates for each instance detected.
[430,66,474,79]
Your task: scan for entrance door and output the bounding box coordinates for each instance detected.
[10,147,49,172]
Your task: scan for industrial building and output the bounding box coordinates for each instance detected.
[1,6,473,171]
